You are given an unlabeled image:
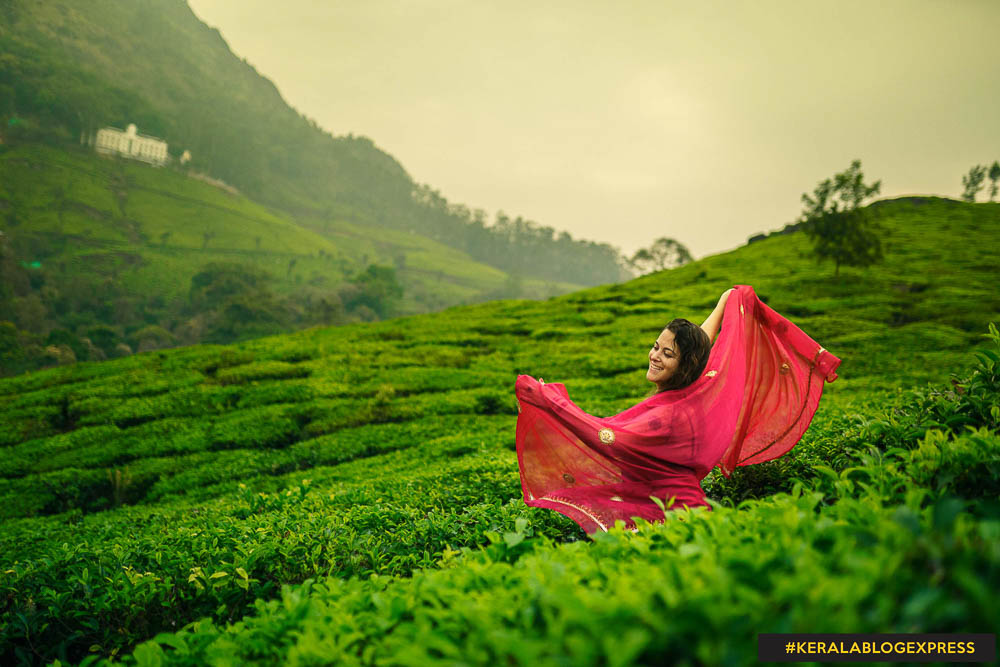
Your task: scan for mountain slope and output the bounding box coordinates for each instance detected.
[0,144,574,305]
[0,144,583,372]
[0,0,627,286]
[1,196,998,663]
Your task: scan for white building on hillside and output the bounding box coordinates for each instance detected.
[94,123,169,166]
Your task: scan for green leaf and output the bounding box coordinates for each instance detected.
[152,633,187,650]
[812,465,838,481]
[502,531,524,549]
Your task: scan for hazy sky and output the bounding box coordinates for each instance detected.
[187,0,999,259]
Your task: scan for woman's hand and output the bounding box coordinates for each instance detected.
[701,288,735,344]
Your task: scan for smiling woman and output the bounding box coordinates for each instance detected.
[647,288,731,392]
[645,322,700,391]
[514,284,841,535]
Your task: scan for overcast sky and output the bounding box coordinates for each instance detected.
[187,0,999,259]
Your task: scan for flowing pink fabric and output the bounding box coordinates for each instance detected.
[514,284,841,535]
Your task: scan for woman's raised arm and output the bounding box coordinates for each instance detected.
[700,288,734,344]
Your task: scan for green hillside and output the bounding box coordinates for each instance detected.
[0,0,627,286]
[0,144,577,307]
[0,144,582,371]
[1,197,999,664]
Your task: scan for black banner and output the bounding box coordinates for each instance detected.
[758,634,996,663]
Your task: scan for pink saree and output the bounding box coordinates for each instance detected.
[514,284,841,534]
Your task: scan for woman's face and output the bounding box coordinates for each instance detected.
[647,328,680,390]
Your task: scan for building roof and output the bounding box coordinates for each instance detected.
[99,124,167,143]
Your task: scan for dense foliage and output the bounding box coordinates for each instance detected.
[625,237,693,275]
[0,0,627,286]
[1,194,998,664]
[105,403,1000,666]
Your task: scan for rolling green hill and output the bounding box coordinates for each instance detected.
[1,196,998,664]
[0,143,583,372]
[0,0,627,287]
[0,144,578,308]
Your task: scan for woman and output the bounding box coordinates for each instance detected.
[514,284,841,535]
[645,288,727,394]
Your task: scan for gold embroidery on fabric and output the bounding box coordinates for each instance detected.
[740,303,745,315]
[598,428,616,444]
[705,370,717,377]
[780,362,790,375]
[610,495,623,502]
[742,344,826,464]
[540,494,609,532]
[562,473,575,484]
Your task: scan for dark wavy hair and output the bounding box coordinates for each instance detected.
[654,318,712,393]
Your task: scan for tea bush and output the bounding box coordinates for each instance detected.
[102,443,1000,666]
[6,336,999,665]
[0,452,573,665]
[2,197,999,665]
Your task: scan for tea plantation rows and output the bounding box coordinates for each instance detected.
[2,197,999,665]
[107,393,1000,666]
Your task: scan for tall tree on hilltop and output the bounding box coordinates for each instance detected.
[627,237,693,275]
[799,159,884,278]
[961,164,987,202]
[987,161,1000,202]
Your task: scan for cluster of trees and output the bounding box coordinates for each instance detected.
[961,162,1000,202]
[625,237,693,275]
[0,237,403,375]
[409,186,629,285]
[179,261,403,345]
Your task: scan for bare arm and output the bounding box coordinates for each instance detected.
[701,289,734,344]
